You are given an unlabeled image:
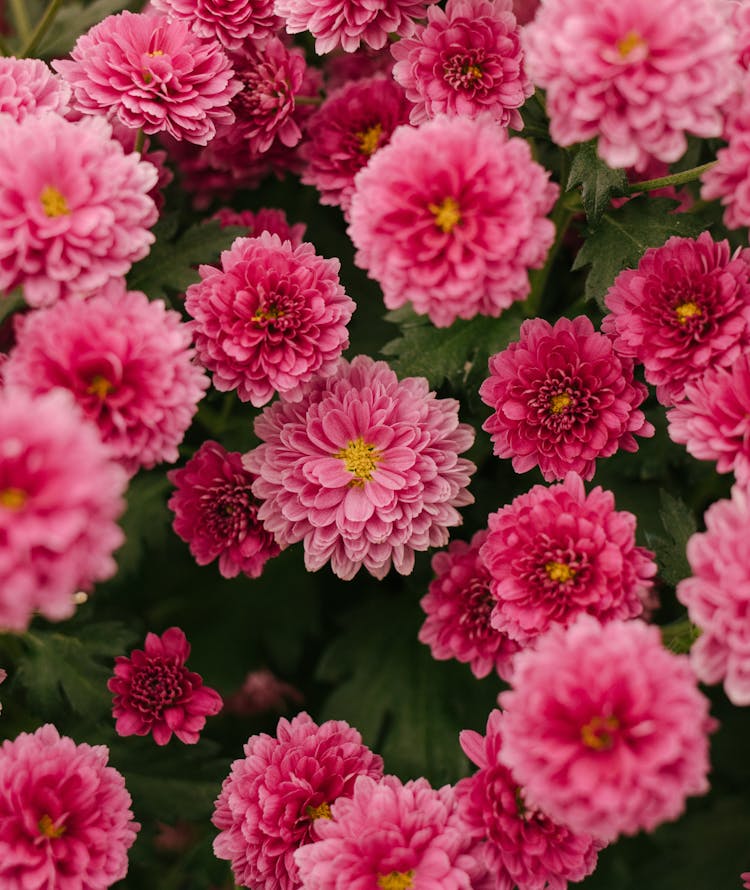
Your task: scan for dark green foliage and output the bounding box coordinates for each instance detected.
[567,141,628,227]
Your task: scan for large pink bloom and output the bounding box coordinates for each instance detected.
[212,712,383,890]
[214,206,307,246]
[0,57,70,121]
[5,281,209,474]
[0,388,126,633]
[0,113,157,307]
[245,355,476,580]
[0,724,139,890]
[349,115,557,328]
[185,232,354,406]
[499,616,715,842]
[480,316,654,482]
[151,0,280,49]
[53,11,239,145]
[523,0,737,170]
[602,232,750,406]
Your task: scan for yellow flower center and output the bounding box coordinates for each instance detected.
[580,715,619,751]
[377,871,414,890]
[334,437,382,486]
[38,814,66,839]
[40,185,70,218]
[252,303,285,323]
[355,123,383,157]
[147,50,164,57]
[463,63,482,80]
[545,561,576,583]
[86,374,114,400]
[549,392,571,414]
[0,487,27,510]
[675,301,702,324]
[428,197,461,234]
[306,801,332,820]
[617,30,647,58]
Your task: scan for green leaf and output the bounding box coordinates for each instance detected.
[114,472,172,580]
[38,0,135,58]
[566,141,628,227]
[654,490,698,587]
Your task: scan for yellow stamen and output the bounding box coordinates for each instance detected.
[464,63,482,80]
[0,487,26,510]
[252,304,285,323]
[581,715,619,751]
[617,30,647,58]
[38,814,66,839]
[86,374,113,400]
[334,436,382,486]
[675,301,702,324]
[428,197,461,234]
[377,871,414,890]
[40,185,70,218]
[306,801,332,820]
[147,50,164,57]
[549,392,571,414]
[355,122,383,157]
[545,561,576,583]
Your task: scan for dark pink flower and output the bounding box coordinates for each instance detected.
[480,316,654,482]
[108,627,223,745]
[152,0,280,50]
[323,46,395,90]
[512,0,538,25]
[212,712,383,890]
[0,57,70,121]
[0,724,139,890]
[223,668,304,717]
[743,872,750,890]
[214,206,306,246]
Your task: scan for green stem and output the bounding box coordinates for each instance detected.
[0,288,25,324]
[133,128,146,155]
[626,161,717,195]
[661,617,700,655]
[295,95,322,106]
[524,204,576,317]
[20,0,64,58]
[8,0,31,43]
[0,33,12,56]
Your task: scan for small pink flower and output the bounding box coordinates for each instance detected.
[480,315,654,482]
[214,206,306,245]
[108,627,223,745]
[223,668,304,717]
[742,872,750,890]
[151,0,280,50]
[0,56,70,121]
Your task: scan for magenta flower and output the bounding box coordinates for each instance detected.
[245,355,476,580]
[0,725,139,890]
[214,206,307,246]
[185,232,355,406]
[151,0,280,50]
[419,530,520,680]
[0,57,70,121]
[392,0,532,127]
[349,115,557,328]
[603,233,750,406]
[499,616,715,842]
[53,11,240,145]
[512,0,538,25]
[0,113,157,308]
[168,440,280,578]
[212,712,383,890]
[108,627,223,745]
[480,316,654,482]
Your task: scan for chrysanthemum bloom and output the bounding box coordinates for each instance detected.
[151,0,280,50]
[743,872,750,890]
[602,233,750,406]
[295,774,486,890]
[168,440,280,578]
[0,388,126,633]
[323,46,395,90]
[455,710,601,890]
[108,627,223,745]
[512,0,538,26]
[0,56,70,121]
[185,232,354,406]
[499,616,715,841]
[214,207,307,246]
[302,76,411,215]
[523,0,736,170]
[349,115,557,328]
[5,281,209,474]
[391,0,532,127]
[0,724,139,890]
[480,316,653,482]
[245,355,476,579]
[481,472,656,646]
[419,530,520,680]
[213,712,383,890]
[0,113,157,307]
[53,11,239,145]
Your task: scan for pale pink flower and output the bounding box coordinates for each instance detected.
[480,316,654,482]
[151,0,280,50]
[245,355,476,580]
[499,616,715,842]
[349,115,557,328]
[223,668,303,716]
[214,206,306,245]
[212,712,383,890]
[0,57,70,121]
[523,0,737,170]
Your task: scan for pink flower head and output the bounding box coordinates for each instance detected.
[108,626,223,745]
[743,872,750,890]
[419,530,520,680]
[212,712,383,890]
[245,355,476,580]
[0,56,70,121]
[167,440,280,578]
[523,0,737,170]
[214,206,307,246]
[295,774,485,890]
[53,11,240,145]
[0,388,126,633]
[603,232,750,406]
[0,724,139,890]
[0,113,157,308]
[151,0,280,50]
[391,0,532,127]
[499,616,715,842]
[512,0,538,26]
[185,232,354,406]
[223,668,304,717]
[349,114,557,328]
[456,710,601,890]
[480,315,654,482]
[5,281,209,474]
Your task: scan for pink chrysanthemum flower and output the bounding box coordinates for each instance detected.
[0,113,157,307]
[185,232,354,406]
[499,616,715,842]
[743,872,750,890]
[523,0,737,170]
[456,710,601,890]
[0,56,70,121]
[419,530,520,680]
[168,440,280,578]
[480,316,654,482]
[349,115,557,328]
[481,472,656,646]
[0,388,126,633]
[245,355,476,580]
[295,774,485,890]
[108,627,223,745]
[5,281,209,474]
[512,0,538,26]
[302,76,411,215]
[391,0,532,127]
[603,232,750,406]
[53,11,239,145]
[213,712,383,890]
[324,46,395,90]
[151,0,280,50]
[214,206,307,246]
[0,725,139,890]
